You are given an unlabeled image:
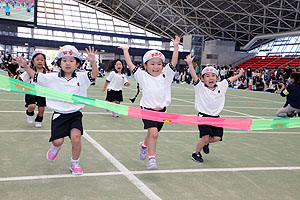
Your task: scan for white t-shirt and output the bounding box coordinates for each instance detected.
[20,66,47,84]
[133,63,176,109]
[33,71,94,113]
[106,71,128,91]
[194,79,229,116]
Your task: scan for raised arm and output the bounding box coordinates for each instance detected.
[17,56,35,78]
[228,68,244,83]
[85,46,98,79]
[184,54,198,82]
[171,36,180,67]
[118,46,136,71]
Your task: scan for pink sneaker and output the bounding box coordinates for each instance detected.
[46,144,61,161]
[147,158,158,170]
[69,160,83,175]
[139,141,147,160]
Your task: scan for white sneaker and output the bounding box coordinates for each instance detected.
[35,122,42,128]
[26,115,34,124]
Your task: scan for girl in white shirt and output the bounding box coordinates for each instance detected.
[20,50,49,128]
[119,36,180,170]
[101,59,130,117]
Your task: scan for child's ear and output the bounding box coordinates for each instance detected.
[143,63,147,69]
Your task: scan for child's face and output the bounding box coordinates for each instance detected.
[143,57,163,77]
[115,60,123,73]
[33,54,45,68]
[201,72,218,88]
[60,57,79,74]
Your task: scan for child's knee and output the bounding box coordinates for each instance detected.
[148,128,159,139]
[70,129,82,143]
[201,135,210,143]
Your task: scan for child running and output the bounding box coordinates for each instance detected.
[17,45,98,175]
[119,36,180,169]
[19,50,49,128]
[101,59,130,117]
[185,54,244,163]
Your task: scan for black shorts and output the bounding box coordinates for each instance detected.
[197,112,223,140]
[105,90,123,102]
[25,94,46,107]
[50,111,83,142]
[142,107,166,132]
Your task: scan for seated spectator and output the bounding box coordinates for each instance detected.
[238,77,248,89]
[254,77,265,91]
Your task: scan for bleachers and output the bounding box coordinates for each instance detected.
[238,56,263,68]
[238,54,300,73]
[264,56,294,70]
[248,56,280,71]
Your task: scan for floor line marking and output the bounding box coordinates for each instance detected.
[1,166,299,182]
[83,131,162,200]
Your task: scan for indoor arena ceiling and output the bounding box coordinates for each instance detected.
[75,0,300,50]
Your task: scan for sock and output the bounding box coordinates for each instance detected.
[71,157,80,162]
[26,110,34,116]
[148,153,156,160]
[141,141,147,149]
[35,115,43,122]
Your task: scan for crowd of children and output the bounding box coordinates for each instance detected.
[0,36,297,175]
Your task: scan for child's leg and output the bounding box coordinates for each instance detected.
[70,128,83,175]
[26,104,36,124]
[145,127,159,154]
[195,135,209,152]
[112,101,120,117]
[52,138,64,147]
[37,106,45,118]
[34,106,45,127]
[70,128,81,160]
[47,138,64,161]
[27,103,36,113]
[209,136,221,143]
[145,127,159,169]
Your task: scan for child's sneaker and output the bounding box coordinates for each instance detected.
[46,144,61,161]
[192,152,203,163]
[69,160,83,175]
[35,121,42,128]
[139,142,147,160]
[147,158,158,170]
[203,144,210,154]
[26,115,34,124]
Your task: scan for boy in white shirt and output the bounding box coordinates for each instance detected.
[119,36,180,169]
[17,45,98,175]
[185,54,244,163]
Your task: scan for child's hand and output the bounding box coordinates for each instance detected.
[172,36,180,47]
[101,88,106,92]
[184,54,194,64]
[85,46,97,62]
[17,56,27,68]
[118,46,130,51]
